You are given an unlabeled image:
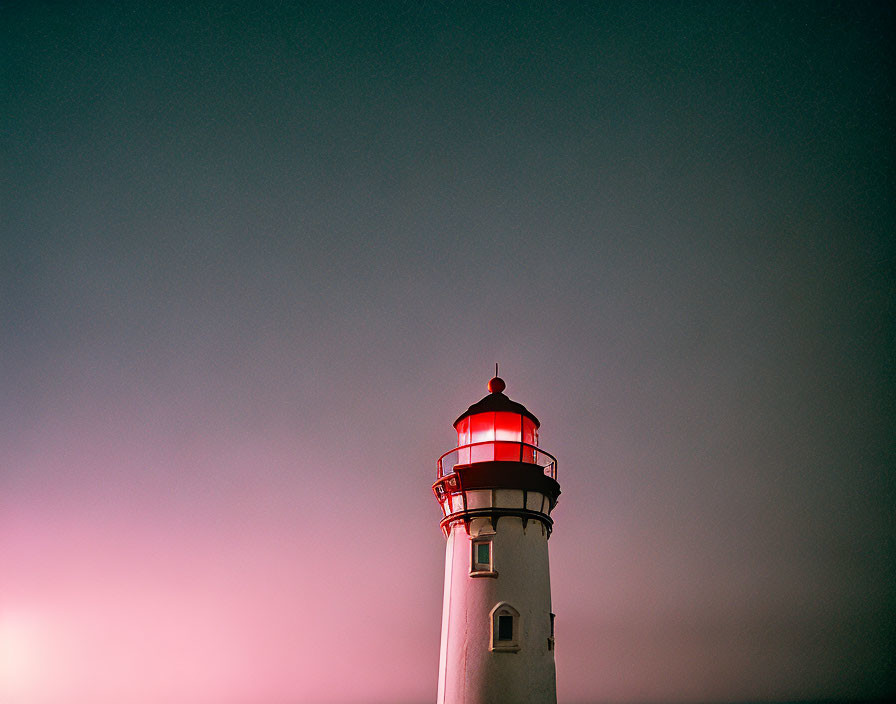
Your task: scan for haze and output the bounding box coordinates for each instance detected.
[1,2,893,703]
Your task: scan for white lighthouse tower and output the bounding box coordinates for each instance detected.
[433,374,561,704]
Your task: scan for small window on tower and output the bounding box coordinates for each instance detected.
[477,543,490,565]
[497,615,513,641]
[489,602,520,652]
[470,540,495,576]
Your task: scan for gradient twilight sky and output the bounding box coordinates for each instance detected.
[1,2,894,703]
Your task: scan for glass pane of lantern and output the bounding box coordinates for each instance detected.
[522,418,537,445]
[494,412,522,441]
[456,417,470,447]
[494,438,520,462]
[470,413,495,443]
[470,441,494,463]
[522,418,538,463]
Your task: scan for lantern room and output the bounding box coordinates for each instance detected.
[433,374,560,537]
[453,375,540,464]
[436,375,557,481]
[454,410,538,464]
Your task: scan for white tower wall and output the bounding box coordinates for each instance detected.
[437,489,556,704]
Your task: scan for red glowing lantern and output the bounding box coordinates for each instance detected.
[438,375,553,474]
[454,395,539,464]
[432,373,559,534]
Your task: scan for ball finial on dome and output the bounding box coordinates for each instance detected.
[488,376,505,393]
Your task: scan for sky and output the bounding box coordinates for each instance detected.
[1,2,894,703]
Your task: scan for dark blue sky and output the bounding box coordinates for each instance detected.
[2,2,893,702]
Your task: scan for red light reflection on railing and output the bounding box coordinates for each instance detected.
[437,441,557,481]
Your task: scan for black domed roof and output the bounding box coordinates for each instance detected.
[453,378,540,428]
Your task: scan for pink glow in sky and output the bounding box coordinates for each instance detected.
[2,416,446,703]
[2,2,893,703]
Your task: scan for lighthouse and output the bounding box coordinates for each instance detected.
[433,374,561,704]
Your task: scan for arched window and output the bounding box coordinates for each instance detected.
[489,602,520,652]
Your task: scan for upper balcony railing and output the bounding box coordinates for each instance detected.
[437,441,558,481]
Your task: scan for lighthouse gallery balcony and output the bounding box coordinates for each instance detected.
[437,441,557,480]
[432,385,561,535]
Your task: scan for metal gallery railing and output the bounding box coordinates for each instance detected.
[437,441,557,481]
